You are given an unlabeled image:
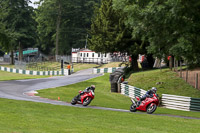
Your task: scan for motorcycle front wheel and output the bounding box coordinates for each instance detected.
[130,103,137,112]
[83,97,92,106]
[146,103,157,114]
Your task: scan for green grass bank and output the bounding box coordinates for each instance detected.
[0,98,199,133]
[127,68,200,98]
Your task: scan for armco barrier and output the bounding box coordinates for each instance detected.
[162,94,200,112]
[93,67,122,74]
[120,83,146,98]
[0,66,69,76]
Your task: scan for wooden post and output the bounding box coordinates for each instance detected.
[19,41,23,61]
[186,70,188,82]
[169,56,172,71]
[195,73,198,89]
[55,0,61,61]
[10,50,14,65]
[180,61,182,78]
[160,59,162,71]
[174,58,176,71]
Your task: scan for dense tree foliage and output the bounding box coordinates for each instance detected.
[1,0,200,68]
[35,0,100,55]
[89,0,150,70]
[113,0,200,66]
[0,0,37,62]
[0,23,9,51]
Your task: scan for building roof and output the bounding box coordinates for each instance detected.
[72,48,94,53]
[79,48,94,52]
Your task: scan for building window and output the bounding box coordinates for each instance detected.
[98,53,100,57]
[87,53,89,57]
[84,53,86,57]
[92,53,94,57]
[80,53,82,57]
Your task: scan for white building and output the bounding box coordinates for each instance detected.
[72,48,111,64]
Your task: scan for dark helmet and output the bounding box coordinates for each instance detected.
[91,85,95,90]
[151,87,157,93]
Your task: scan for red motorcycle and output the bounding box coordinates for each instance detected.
[130,93,159,114]
[71,90,95,106]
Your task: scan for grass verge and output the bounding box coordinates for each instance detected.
[72,63,99,72]
[0,71,49,81]
[127,68,200,98]
[0,98,199,133]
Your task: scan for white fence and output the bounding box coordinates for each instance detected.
[120,83,147,98]
[0,66,69,76]
[93,67,122,74]
[162,94,191,111]
[162,94,200,112]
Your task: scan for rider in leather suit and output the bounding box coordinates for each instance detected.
[137,87,157,107]
[75,85,95,99]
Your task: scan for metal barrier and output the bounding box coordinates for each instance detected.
[120,83,147,98]
[162,94,200,111]
[93,67,123,74]
[162,94,191,111]
[15,60,26,70]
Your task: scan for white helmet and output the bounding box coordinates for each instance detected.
[91,85,95,90]
[151,87,157,93]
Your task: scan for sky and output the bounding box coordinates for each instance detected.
[29,0,39,8]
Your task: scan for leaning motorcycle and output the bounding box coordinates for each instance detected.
[71,90,94,106]
[130,93,159,114]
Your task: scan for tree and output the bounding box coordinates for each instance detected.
[0,23,9,49]
[89,0,147,70]
[35,0,100,56]
[113,0,200,67]
[0,0,37,63]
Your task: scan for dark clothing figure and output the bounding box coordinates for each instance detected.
[80,86,95,95]
[137,87,157,107]
[140,90,155,100]
[75,85,95,100]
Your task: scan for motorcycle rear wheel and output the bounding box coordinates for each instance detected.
[71,97,77,105]
[83,97,92,106]
[130,103,137,112]
[146,103,157,114]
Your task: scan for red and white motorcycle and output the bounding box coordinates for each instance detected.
[130,94,159,114]
[71,90,95,106]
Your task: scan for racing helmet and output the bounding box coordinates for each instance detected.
[91,85,95,90]
[151,87,157,93]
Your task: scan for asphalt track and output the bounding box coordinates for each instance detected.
[0,68,200,120]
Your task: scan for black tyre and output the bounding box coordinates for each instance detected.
[146,103,157,114]
[130,103,137,112]
[82,97,92,106]
[71,97,77,105]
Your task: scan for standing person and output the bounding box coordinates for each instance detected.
[67,64,71,75]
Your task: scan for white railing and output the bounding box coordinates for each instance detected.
[162,94,191,111]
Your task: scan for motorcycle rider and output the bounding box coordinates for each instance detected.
[137,87,157,107]
[75,85,95,100]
